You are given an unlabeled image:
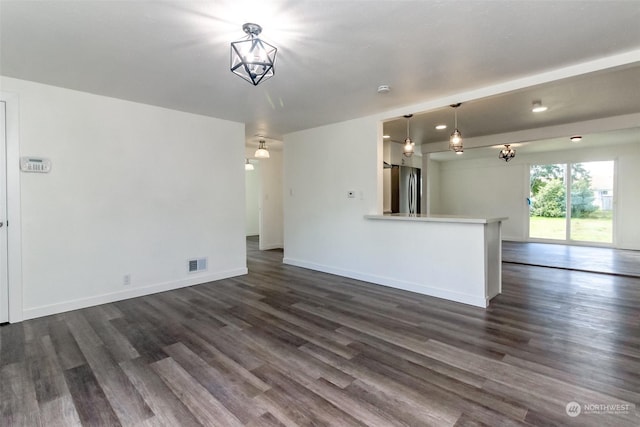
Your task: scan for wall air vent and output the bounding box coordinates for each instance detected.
[188,257,208,273]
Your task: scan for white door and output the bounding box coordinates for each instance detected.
[0,101,8,323]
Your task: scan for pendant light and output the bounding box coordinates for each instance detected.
[245,158,254,170]
[498,144,516,162]
[449,103,463,153]
[403,114,414,157]
[531,100,547,113]
[230,23,277,86]
[255,139,270,158]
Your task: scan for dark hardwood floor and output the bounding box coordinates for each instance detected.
[503,241,640,277]
[2,238,639,426]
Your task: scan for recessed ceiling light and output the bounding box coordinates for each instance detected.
[377,85,391,93]
[435,124,447,130]
[383,134,390,139]
[532,100,548,113]
[570,135,582,142]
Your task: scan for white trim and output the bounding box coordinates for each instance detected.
[526,160,616,247]
[283,257,488,308]
[22,268,247,320]
[381,49,640,125]
[0,91,23,323]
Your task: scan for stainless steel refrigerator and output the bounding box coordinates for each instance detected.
[391,165,421,214]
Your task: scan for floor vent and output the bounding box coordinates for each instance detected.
[188,257,208,273]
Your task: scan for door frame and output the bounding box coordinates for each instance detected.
[527,160,616,247]
[1,92,23,323]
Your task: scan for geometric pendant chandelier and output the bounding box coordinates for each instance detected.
[230,23,277,86]
[498,144,516,162]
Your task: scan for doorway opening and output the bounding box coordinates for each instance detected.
[529,161,615,245]
[245,159,260,245]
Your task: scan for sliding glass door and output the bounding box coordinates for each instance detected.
[529,161,614,244]
[529,164,567,240]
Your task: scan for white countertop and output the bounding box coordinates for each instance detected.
[364,213,508,224]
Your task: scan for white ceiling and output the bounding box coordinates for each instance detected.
[1,0,640,143]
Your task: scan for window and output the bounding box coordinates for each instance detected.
[529,161,614,244]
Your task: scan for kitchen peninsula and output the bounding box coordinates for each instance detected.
[364,213,506,307]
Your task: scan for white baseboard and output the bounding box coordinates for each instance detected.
[283,257,487,308]
[22,268,248,320]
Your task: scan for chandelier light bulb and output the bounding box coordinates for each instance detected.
[532,100,548,113]
[230,23,277,86]
[449,104,464,152]
[498,144,516,162]
[403,114,414,157]
[403,138,414,157]
[255,140,270,158]
[450,130,462,145]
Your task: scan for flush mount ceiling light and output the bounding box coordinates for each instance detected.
[498,144,516,162]
[531,100,548,113]
[255,139,270,158]
[449,103,463,153]
[383,134,390,139]
[570,135,583,142]
[230,23,277,86]
[245,158,254,170]
[435,124,447,130]
[403,114,415,157]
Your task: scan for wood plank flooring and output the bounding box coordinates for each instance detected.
[2,238,640,426]
[503,241,640,277]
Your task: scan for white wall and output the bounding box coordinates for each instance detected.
[434,142,640,249]
[1,76,247,319]
[283,117,503,306]
[434,159,527,240]
[245,161,260,236]
[284,117,379,272]
[424,155,441,214]
[258,149,284,250]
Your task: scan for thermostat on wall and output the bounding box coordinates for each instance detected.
[20,157,51,173]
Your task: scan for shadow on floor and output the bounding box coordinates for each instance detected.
[503,241,640,278]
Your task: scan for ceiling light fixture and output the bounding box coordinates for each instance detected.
[383,134,390,139]
[377,85,391,93]
[498,144,516,162]
[403,114,415,157]
[531,100,548,113]
[570,135,582,142]
[255,139,270,158]
[435,124,447,130]
[230,23,277,86]
[449,103,463,153]
[245,159,254,170]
